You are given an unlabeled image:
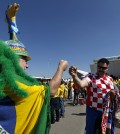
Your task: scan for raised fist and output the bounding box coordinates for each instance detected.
[69,66,78,77]
[59,60,68,71]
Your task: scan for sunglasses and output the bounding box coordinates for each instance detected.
[97,66,108,70]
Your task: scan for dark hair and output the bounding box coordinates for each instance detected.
[97,58,109,65]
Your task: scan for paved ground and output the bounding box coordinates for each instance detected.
[50,100,120,134]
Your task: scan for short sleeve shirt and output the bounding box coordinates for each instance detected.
[84,73,114,111]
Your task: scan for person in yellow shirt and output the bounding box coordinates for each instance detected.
[59,80,66,118]
[68,80,73,99]
[64,83,68,100]
[50,87,61,124]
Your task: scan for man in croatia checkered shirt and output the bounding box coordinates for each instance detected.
[69,58,119,134]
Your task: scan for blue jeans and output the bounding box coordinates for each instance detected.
[50,97,60,123]
[60,98,65,117]
[85,106,102,134]
[85,106,115,134]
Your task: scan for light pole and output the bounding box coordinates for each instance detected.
[48,58,51,78]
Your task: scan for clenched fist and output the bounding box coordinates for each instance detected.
[69,66,78,77]
[58,60,68,71]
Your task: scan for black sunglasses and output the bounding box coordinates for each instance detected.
[97,66,108,70]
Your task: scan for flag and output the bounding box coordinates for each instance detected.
[0,81,51,134]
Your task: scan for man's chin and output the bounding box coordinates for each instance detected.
[98,72,104,76]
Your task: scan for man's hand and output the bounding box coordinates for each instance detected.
[49,60,68,96]
[69,66,78,77]
[58,60,68,71]
[110,89,116,102]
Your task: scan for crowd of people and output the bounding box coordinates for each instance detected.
[0,3,120,134]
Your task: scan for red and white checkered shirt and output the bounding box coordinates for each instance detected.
[85,73,114,111]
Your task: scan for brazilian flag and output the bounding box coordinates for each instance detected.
[0,82,51,134]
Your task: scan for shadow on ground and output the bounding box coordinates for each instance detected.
[71,112,86,116]
[65,102,85,107]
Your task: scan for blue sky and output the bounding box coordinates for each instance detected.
[0,0,120,79]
